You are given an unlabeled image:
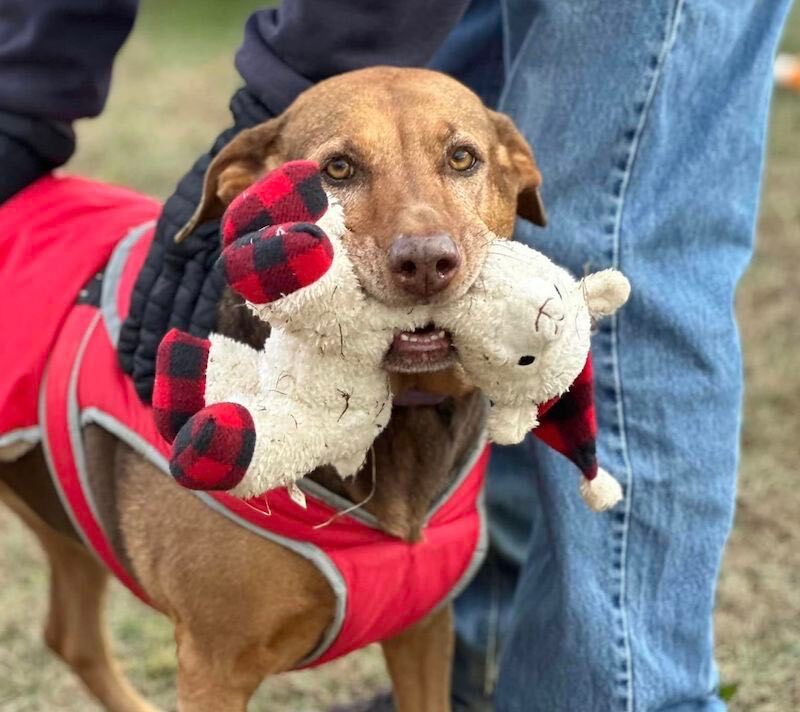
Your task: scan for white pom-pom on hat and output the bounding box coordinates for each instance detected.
[579,467,623,512]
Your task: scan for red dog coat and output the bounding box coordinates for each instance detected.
[0,175,488,667]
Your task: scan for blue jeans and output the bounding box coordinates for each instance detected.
[431,1,793,710]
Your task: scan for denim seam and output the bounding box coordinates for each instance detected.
[484,557,501,695]
[499,0,512,81]
[496,3,541,112]
[606,2,686,711]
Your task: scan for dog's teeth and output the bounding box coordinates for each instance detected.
[400,333,410,341]
[437,330,446,338]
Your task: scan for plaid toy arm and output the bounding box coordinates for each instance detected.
[169,402,256,492]
[221,221,335,308]
[220,161,327,248]
[153,329,211,443]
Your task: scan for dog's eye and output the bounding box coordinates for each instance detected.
[518,355,536,366]
[324,157,355,181]
[449,147,477,172]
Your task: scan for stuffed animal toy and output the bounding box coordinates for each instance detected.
[153,161,630,511]
[153,161,430,500]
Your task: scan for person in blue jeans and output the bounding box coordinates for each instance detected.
[0,1,793,709]
[432,1,794,710]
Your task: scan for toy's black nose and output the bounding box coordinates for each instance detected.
[388,234,461,298]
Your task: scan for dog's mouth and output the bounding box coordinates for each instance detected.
[383,323,456,373]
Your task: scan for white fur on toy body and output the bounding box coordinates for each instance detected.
[207,202,432,498]
[205,330,395,499]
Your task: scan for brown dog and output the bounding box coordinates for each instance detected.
[0,67,544,712]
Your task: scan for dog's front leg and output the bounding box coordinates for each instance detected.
[174,626,268,712]
[381,604,454,712]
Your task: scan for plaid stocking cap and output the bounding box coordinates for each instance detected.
[534,356,623,511]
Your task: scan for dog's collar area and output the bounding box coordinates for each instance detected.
[393,389,448,407]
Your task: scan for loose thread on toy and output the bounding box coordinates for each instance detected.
[312,446,377,530]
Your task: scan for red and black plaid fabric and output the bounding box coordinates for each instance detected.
[153,328,210,442]
[535,356,598,481]
[170,402,256,490]
[221,222,334,305]
[221,160,328,247]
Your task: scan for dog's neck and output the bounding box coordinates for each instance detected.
[216,289,486,541]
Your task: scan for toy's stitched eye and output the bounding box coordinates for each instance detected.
[324,157,355,181]
[448,147,477,172]
[518,355,536,366]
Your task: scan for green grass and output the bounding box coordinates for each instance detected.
[2,0,800,709]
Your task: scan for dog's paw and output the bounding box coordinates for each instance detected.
[221,222,334,305]
[153,328,211,441]
[170,403,256,491]
[221,160,327,247]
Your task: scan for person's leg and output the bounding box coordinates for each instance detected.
[449,441,540,711]
[493,1,793,710]
[431,4,538,710]
[429,0,505,110]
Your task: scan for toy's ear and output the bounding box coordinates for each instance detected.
[175,116,286,242]
[582,270,631,320]
[489,110,547,227]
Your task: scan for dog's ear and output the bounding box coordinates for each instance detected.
[490,110,547,228]
[175,116,286,243]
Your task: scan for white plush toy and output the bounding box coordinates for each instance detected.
[154,162,630,511]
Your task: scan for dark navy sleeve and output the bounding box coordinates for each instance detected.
[236,0,471,115]
[0,0,137,200]
[0,0,138,121]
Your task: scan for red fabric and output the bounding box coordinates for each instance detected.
[64,292,486,665]
[42,306,151,604]
[0,175,160,440]
[222,447,488,667]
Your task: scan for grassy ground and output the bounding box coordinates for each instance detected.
[1,1,798,709]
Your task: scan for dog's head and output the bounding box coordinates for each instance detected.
[181,67,545,375]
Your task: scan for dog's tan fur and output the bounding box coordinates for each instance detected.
[0,67,542,711]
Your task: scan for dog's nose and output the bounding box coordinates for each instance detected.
[388,234,461,298]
